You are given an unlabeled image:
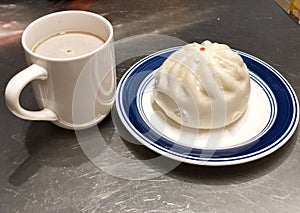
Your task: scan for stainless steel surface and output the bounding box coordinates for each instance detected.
[1,0,300,212]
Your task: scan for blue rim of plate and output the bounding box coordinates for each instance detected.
[116,47,299,166]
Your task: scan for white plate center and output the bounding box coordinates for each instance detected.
[139,73,275,149]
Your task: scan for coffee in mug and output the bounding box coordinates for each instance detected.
[32,31,105,59]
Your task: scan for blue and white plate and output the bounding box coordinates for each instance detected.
[116,47,299,166]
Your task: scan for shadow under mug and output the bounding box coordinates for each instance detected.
[5,11,116,130]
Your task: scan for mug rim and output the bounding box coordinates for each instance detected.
[22,10,114,62]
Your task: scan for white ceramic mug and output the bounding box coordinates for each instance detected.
[5,11,115,130]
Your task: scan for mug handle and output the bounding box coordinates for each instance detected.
[5,64,58,121]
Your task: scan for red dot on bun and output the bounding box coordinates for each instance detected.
[200,47,206,51]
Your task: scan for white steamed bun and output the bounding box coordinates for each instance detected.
[153,40,251,129]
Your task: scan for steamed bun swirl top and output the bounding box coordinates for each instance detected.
[153,40,251,129]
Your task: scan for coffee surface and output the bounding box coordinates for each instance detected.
[32,31,105,59]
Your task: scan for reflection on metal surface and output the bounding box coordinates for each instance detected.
[66,0,95,10]
[49,0,95,10]
[0,4,26,46]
